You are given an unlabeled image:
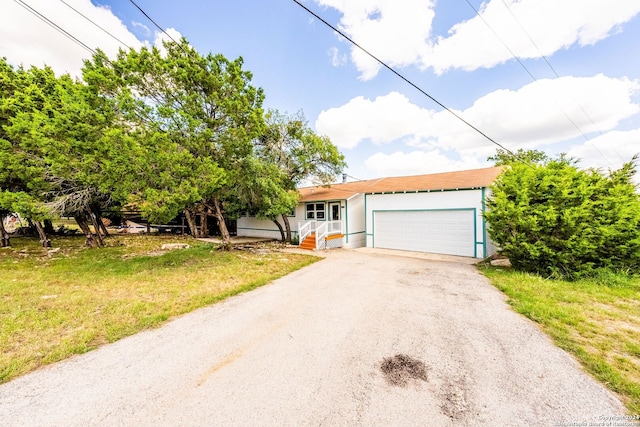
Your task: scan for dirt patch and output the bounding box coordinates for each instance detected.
[380,354,429,386]
[440,377,470,420]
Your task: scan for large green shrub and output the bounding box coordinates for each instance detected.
[485,157,640,278]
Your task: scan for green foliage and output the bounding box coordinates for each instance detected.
[487,148,550,166]
[254,109,346,241]
[259,109,346,188]
[485,156,640,278]
[1,41,346,247]
[82,39,265,225]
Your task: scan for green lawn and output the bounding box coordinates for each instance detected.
[482,266,640,414]
[0,235,318,383]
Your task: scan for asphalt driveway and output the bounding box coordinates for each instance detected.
[0,249,625,426]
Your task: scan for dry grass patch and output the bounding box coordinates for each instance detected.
[0,235,318,383]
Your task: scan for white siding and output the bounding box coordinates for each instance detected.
[344,194,365,248]
[237,204,305,239]
[236,216,285,239]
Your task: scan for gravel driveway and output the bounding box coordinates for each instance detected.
[0,249,625,426]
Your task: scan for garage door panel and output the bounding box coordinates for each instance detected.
[373,210,474,257]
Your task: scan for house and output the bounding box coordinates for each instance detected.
[236,166,504,258]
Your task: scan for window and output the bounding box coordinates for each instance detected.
[306,203,325,220]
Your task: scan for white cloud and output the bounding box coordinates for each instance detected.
[153,27,183,51]
[314,0,640,78]
[365,150,485,176]
[328,47,347,67]
[132,21,151,36]
[0,0,144,77]
[316,92,435,148]
[456,74,640,150]
[567,128,640,171]
[315,0,434,80]
[317,75,640,172]
[426,0,640,74]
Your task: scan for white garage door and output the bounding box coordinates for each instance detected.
[373,210,475,257]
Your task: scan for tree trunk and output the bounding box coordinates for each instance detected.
[211,198,231,250]
[74,212,98,248]
[93,208,110,237]
[199,213,208,237]
[272,218,285,242]
[87,209,105,247]
[43,219,55,234]
[33,220,51,248]
[281,214,292,243]
[0,215,11,247]
[184,209,198,237]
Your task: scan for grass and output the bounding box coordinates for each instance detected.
[0,235,318,384]
[481,266,640,414]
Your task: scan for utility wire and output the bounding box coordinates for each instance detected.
[497,0,624,164]
[291,0,530,167]
[497,0,559,79]
[128,0,187,54]
[464,0,615,165]
[59,0,132,50]
[13,0,97,56]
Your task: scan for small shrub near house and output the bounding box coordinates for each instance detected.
[484,156,640,279]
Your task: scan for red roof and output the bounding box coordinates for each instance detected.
[299,166,505,202]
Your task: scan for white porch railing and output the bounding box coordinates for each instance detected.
[315,222,328,250]
[298,220,315,245]
[298,220,343,249]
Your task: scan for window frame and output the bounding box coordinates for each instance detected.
[305,202,326,221]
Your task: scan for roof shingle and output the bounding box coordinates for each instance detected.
[298,166,504,202]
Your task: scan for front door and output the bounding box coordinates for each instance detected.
[329,203,341,221]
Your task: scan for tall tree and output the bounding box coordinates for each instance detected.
[256,110,346,241]
[83,39,265,249]
[0,62,60,247]
[0,60,118,247]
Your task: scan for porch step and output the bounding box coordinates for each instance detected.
[299,233,316,250]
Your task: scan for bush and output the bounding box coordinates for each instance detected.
[484,158,640,279]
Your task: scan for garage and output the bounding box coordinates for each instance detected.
[372,209,475,257]
[363,167,506,259]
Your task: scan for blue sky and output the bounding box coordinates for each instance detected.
[2,0,640,180]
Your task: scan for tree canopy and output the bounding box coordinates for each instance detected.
[254,110,346,241]
[485,152,640,278]
[0,39,346,249]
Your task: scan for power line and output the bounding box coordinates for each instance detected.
[59,0,132,50]
[13,0,97,56]
[464,0,616,165]
[128,0,187,54]
[497,0,624,164]
[497,0,559,79]
[291,0,529,167]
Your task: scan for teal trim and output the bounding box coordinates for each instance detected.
[481,187,487,258]
[364,194,368,245]
[345,199,349,243]
[371,208,477,257]
[347,231,366,236]
[473,212,477,258]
